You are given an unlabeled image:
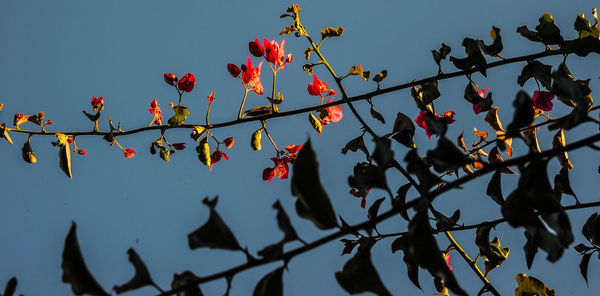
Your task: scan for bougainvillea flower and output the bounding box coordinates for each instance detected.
[327,89,338,96]
[349,187,371,208]
[263,167,275,182]
[223,137,235,149]
[270,157,291,179]
[209,150,229,171]
[227,63,241,78]
[177,73,196,92]
[164,73,178,86]
[13,113,27,127]
[249,38,265,57]
[91,96,104,111]
[307,74,329,96]
[285,144,302,158]
[444,252,452,271]
[472,88,490,115]
[263,39,287,67]
[477,88,490,98]
[76,149,87,155]
[241,56,264,95]
[148,99,163,126]
[123,148,136,158]
[172,143,186,150]
[67,138,74,144]
[207,91,216,104]
[532,90,554,111]
[415,110,456,139]
[285,54,293,64]
[319,98,343,125]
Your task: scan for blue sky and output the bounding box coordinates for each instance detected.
[0,0,599,295]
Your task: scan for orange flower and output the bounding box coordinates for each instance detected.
[177,73,196,92]
[164,73,178,86]
[223,137,235,149]
[263,39,288,67]
[91,97,104,111]
[76,149,87,155]
[241,56,264,95]
[148,99,163,126]
[123,148,136,158]
[307,75,329,96]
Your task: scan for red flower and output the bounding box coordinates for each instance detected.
[285,54,293,64]
[207,91,216,104]
[223,137,235,149]
[350,187,371,208]
[123,148,136,158]
[415,110,456,139]
[178,73,196,92]
[227,64,241,78]
[172,143,186,150]
[76,149,87,155]
[532,90,554,111]
[263,167,275,182]
[327,89,338,96]
[67,138,74,144]
[472,88,489,115]
[210,150,229,171]
[285,144,302,157]
[148,99,163,126]
[271,157,290,179]
[444,252,452,271]
[320,98,343,125]
[249,38,265,57]
[307,74,329,96]
[164,73,178,86]
[263,39,288,67]
[91,97,104,111]
[241,56,264,95]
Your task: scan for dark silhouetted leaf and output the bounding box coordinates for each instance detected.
[257,242,284,260]
[391,112,416,148]
[341,134,371,161]
[523,234,538,269]
[253,267,284,296]
[449,37,487,76]
[486,169,504,205]
[188,196,243,251]
[535,13,564,46]
[291,139,338,230]
[432,43,451,74]
[393,183,412,221]
[488,147,516,174]
[554,166,579,203]
[0,123,13,146]
[272,200,302,243]
[372,137,393,169]
[340,239,359,256]
[171,271,203,296]
[426,137,470,173]
[339,215,360,237]
[82,110,101,122]
[367,197,385,234]
[348,162,390,196]
[475,226,510,276]
[507,91,534,136]
[372,70,388,83]
[61,222,109,296]
[480,26,503,57]
[582,213,600,245]
[370,106,385,124]
[2,277,17,296]
[552,129,574,170]
[430,207,460,231]
[457,131,468,152]
[574,243,592,254]
[517,26,543,42]
[391,235,421,290]
[580,252,592,285]
[404,149,441,191]
[113,248,161,294]
[335,238,392,296]
[517,61,552,89]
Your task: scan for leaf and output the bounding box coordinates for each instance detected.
[290,139,338,230]
[348,64,369,81]
[426,137,470,173]
[341,135,371,161]
[391,112,416,148]
[339,215,360,237]
[348,162,390,194]
[473,128,488,140]
[55,133,73,179]
[21,139,37,164]
[187,196,243,251]
[321,27,344,39]
[522,126,541,153]
[340,239,359,255]
[582,213,600,245]
[480,26,503,57]
[552,129,574,170]
[257,242,284,260]
[308,112,322,134]
[304,47,313,60]
[243,106,273,118]
[580,252,592,285]
[456,131,468,152]
[574,243,592,254]
[514,273,555,296]
[335,238,392,296]
[507,91,534,136]
[2,277,17,296]
[196,137,211,167]
[171,271,203,296]
[82,110,101,122]
[430,207,460,231]
[372,70,388,83]
[367,197,385,234]
[486,169,504,205]
[484,107,504,132]
[390,235,421,290]
[0,123,13,145]
[253,267,284,296]
[523,235,539,269]
[449,37,487,76]
[404,149,441,191]
[250,129,262,151]
[372,137,393,168]
[488,147,516,174]
[272,200,302,243]
[168,105,190,127]
[392,183,412,221]
[61,222,109,296]
[113,248,161,294]
[553,166,578,203]
[370,106,385,124]
[419,80,441,105]
[475,226,510,277]
[302,63,316,76]
[432,43,451,73]
[517,61,552,89]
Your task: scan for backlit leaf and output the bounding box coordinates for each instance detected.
[370,106,385,124]
[168,104,190,127]
[488,147,516,174]
[21,138,37,164]
[552,129,574,170]
[243,106,273,118]
[0,123,13,145]
[514,274,555,296]
[308,112,322,134]
[484,107,504,132]
[321,27,344,39]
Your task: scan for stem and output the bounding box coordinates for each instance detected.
[444,231,501,296]
[270,64,279,113]
[206,103,211,126]
[237,86,249,120]
[261,121,279,153]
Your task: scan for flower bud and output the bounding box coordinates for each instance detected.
[223,137,235,149]
[178,73,196,92]
[249,38,265,57]
[164,73,178,86]
[227,64,241,78]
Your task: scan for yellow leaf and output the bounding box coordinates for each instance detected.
[552,128,574,169]
[485,107,504,132]
[514,274,555,296]
[308,112,322,134]
[320,27,344,39]
[489,147,516,174]
[251,129,262,151]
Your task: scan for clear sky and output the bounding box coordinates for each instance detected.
[0,0,599,295]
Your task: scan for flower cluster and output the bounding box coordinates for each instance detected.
[249,38,293,68]
[91,97,104,111]
[262,144,302,182]
[307,75,343,133]
[415,110,456,139]
[148,99,163,126]
[163,73,196,92]
[228,57,264,95]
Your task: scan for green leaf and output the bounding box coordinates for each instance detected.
[308,112,322,134]
[321,27,344,39]
[290,139,338,230]
[190,126,206,142]
[243,106,273,118]
[335,238,392,296]
[514,273,555,296]
[252,267,284,296]
[61,222,109,296]
[251,129,262,151]
[113,248,161,294]
[187,196,243,251]
[168,104,190,127]
[159,147,170,162]
[348,64,369,81]
[196,137,211,167]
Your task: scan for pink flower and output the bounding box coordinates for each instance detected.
[76,149,87,155]
[532,90,554,111]
[241,56,264,95]
[320,98,343,125]
[307,75,329,96]
[473,103,483,114]
[263,39,288,67]
[148,99,163,126]
[178,73,196,92]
